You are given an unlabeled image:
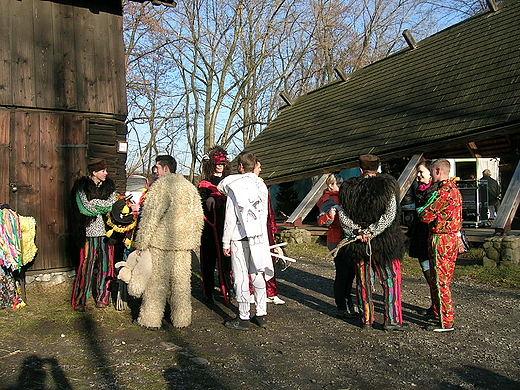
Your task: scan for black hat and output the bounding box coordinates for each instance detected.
[110,198,135,225]
[359,154,380,171]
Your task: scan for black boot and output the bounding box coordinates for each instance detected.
[346,297,357,318]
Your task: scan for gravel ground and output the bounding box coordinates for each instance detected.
[1,256,519,390]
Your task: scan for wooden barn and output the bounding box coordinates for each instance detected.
[0,0,130,272]
[246,0,520,233]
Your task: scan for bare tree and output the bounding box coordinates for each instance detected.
[122,0,487,177]
[124,1,184,175]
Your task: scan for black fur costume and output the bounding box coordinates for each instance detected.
[338,174,404,267]
[70,176,116,248]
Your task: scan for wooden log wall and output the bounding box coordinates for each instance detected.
[0,0,127,116]
[0,0,130,271]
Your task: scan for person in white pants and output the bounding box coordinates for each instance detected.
[218,151,274,330]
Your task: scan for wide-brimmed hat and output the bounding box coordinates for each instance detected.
[110,198,135,225]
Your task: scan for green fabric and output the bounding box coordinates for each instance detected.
[76,192,113,217]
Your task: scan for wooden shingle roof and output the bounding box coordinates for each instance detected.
[247,0,520,185]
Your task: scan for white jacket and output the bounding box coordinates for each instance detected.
[218,173,274,279]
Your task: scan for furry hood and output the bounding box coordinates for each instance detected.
[136,174,204,252]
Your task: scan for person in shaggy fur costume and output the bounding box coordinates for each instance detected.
[336,154,407,331]
[132,155,203,329]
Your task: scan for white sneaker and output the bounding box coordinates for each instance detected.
[267,296,285,305]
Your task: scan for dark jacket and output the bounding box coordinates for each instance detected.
[407,181,439,260]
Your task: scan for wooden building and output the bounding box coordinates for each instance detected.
[0,0,128,271]
[246,0,520,233]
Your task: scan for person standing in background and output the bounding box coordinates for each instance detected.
[405,160,438,316]
[480,169,500,219]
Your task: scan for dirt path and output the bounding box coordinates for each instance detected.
[1,257,519,389]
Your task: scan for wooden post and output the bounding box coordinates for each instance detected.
[397,154,423,202]
[491,160,520,234]
[286,174,331,225]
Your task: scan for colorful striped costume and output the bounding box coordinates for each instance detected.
[70,176,116,310]
[418,179,462,329]
[338,174,405,327]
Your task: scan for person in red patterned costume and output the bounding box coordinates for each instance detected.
[418,159,462,332]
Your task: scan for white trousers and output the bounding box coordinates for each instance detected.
[231,240,267,320]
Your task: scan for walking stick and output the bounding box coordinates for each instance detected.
[203,208,230,307]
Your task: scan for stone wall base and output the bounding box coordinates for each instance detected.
[25,269,76,288]
[278,228,312,244]
[482,234,520,267]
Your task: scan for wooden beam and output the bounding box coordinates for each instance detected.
[397,154,423,202]
[280,91,293,106]
[402,30,418,50]
[334,67,349,82]
[286,174,331,225]
[486,0,498,12]
[492,160,520,233]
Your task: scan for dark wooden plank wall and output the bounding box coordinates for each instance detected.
[0,112,9,205]
[0,0,127,116]
[88,120,127,191]
[3,108,128,270]
[0,3,12,105]
[0,0,129,270]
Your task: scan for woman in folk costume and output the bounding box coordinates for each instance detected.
[317,173,355,318]
[197,146,232,304]
[405,160,438,316]
[71,158,116,311]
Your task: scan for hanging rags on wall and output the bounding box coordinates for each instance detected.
[0,205,38,309]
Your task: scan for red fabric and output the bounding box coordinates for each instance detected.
[198,179,227,208]
[316,191,342,244]
[429,234,458,328]
[420,179,462,329]
[419,179,462,234]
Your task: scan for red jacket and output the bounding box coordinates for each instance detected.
[316,191,342,244]
[419,179,462,234]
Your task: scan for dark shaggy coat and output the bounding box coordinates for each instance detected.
[338,174,404,267]
[70,176,116,248]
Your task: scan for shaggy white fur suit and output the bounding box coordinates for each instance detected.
[133,173,203,328]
